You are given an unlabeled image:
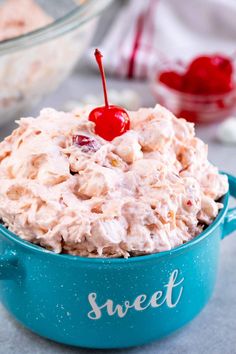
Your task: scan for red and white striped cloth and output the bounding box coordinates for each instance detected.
[94,0,236,79]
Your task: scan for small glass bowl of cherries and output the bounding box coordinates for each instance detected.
[151,54,236,124]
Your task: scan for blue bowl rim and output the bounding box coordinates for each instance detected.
[0,175,229,264]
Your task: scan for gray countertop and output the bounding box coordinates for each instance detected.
[0,67,236,354]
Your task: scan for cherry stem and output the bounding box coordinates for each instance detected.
[94,49,109,108]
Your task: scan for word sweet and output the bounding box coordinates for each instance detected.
[87,269,184,320]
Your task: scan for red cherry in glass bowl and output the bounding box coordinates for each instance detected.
[151,54,236,124]
[89,49,130,141]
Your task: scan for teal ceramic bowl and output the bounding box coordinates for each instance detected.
[0,173,236,349]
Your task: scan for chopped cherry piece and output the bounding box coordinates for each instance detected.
[72,134,99,152]
[73,135,92,146]
[89,49,130,141]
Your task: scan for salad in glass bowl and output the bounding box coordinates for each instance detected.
[0,0,113,126]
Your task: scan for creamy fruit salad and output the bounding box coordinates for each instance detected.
[0,105,228,257]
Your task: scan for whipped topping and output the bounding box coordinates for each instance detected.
[0,105,228,257]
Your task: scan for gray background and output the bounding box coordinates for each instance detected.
[0,1,236,353]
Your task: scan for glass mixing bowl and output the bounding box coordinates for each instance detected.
[0,0,113,125]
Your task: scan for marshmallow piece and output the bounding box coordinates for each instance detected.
[217,117,236,144]
[82,94,101,105]
[63,89,141,112]
[63,100,84,111]
[113,131,143,163]
[120,89,141,110]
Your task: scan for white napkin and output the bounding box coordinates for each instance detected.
[96,0,236,79]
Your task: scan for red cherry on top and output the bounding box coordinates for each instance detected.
[89,49,130,141]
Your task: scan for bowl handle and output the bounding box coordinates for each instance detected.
[0,252,18,280]
[222,173,236,239]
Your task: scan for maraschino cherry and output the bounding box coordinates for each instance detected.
[158,54,234,95]
[89,49,130,141]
